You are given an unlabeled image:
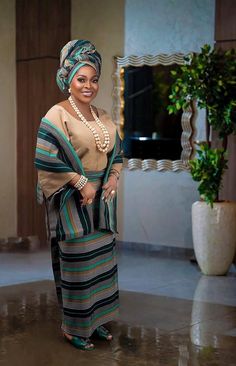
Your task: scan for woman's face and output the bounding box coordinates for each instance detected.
[70,65,99,104]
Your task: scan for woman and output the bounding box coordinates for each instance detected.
[35,40,123,350]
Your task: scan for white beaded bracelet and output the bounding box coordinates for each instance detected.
[74,175,88,190]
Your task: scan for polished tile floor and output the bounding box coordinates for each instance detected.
[0,244,236,365]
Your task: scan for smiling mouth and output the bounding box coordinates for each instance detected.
[82,92,93,96]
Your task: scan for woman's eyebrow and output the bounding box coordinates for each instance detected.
[77,74,98,78]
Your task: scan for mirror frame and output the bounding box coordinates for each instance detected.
[112,54,196,171]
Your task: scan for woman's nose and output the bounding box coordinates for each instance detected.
[84,80,91,88]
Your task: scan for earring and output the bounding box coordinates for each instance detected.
[68,88,71,93]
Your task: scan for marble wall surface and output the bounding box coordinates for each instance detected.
[125,0,215,55]
[118,0,215,247]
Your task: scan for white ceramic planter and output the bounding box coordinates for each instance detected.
[192,201,236,275]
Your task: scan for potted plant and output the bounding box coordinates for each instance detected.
[168,44,236,275]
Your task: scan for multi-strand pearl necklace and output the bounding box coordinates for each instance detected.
[68,96,110,153]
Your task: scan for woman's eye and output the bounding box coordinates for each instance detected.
[76,78,98,83]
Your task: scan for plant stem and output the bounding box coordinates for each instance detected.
[206,109,211,148]
[222,136,228,152]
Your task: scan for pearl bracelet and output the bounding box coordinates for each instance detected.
[74,175,88,190]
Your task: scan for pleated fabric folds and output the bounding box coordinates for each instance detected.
[50,174,119,338]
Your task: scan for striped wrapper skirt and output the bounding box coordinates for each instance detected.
[50,171,119,338]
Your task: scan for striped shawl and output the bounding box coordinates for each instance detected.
[35,118,123,241]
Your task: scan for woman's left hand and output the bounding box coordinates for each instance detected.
[102,175,118,202]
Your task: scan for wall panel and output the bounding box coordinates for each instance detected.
[215,0,236,41]
[215,0,236,201]
[0,0,16,239]
[16,0,70,245]
[16,0,70,60]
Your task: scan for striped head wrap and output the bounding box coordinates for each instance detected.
[56,40,102,93]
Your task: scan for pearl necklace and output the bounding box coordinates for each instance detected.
[68,96,110,153]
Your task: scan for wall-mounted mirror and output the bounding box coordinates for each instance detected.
[112,54,196,171]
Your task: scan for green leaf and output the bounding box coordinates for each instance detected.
[176,102,181,110]
[189,144,228,206]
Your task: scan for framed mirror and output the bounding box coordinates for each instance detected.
[112,54,196,171]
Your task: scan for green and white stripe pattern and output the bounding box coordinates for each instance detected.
[51,177,119,337]
[35,118,123,240]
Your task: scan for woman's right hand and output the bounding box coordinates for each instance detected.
[80,182,96,206]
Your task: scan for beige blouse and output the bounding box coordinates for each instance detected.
[38,104,122,198]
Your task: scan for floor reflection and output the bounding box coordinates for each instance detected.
[191,276,236,350]
[0,280,236,365]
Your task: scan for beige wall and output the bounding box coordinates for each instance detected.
[71,0,125,114]
[0,0,17,238]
